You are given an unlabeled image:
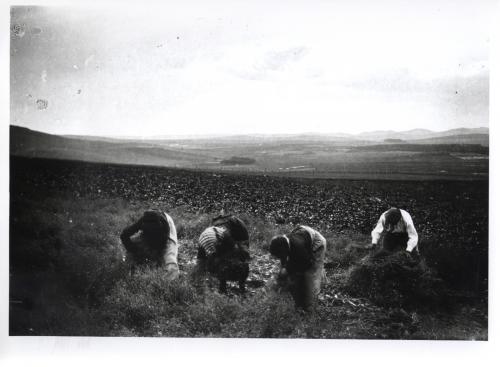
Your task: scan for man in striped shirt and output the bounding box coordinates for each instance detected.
[370,207,419,257]
[120,209,179,280]
[195,214,250,293]
[270,225,327,310]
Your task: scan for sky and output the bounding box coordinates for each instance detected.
[9,0,495,137]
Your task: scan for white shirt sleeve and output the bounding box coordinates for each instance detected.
[401,210,418,252]
[371,213,386,245]
[164,213,178,245]
[164,213,179,265]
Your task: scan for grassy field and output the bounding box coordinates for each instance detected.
[9,156,488,338]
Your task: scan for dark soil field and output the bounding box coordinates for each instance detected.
[9,156,488,338]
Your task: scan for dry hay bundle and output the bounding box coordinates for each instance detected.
[344,251,446,309]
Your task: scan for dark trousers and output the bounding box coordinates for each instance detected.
[194,249,249,293]
[372,232,409,259]
[287,266,324,311]
[126,236,166,267]
[382,233,409,252]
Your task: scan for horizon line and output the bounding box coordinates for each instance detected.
[10,124,490,141]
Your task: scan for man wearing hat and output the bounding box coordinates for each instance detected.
[269,225,327,311]
[370,207,419,256]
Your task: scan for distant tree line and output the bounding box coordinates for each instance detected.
[220,156,256,165]
[353,144,488,154]
[383,138,406,143]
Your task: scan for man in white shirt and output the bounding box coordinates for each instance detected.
[370,207,419,256]
[120,209,179,280]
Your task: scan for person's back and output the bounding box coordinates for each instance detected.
[286,231,314,274]
[269,225,327,310]
[140,210,169,253]
[120,209,179,279]
[195,214,250,293]
[212,214,249,242]
[370,207,419,257]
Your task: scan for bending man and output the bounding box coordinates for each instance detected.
[370,207,419,257]
[270,225,326,311]
[195,214,250,293]
[120,209,179,280]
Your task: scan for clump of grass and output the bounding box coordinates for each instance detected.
[343,251,446,310]
[419,238,488,293]
[100,266,305,338]
[10,196,132,334]
[173,210,212,242]
[101,268,198,335]
[321,231,371,270]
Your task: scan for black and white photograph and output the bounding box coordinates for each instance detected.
[5,0,495,345]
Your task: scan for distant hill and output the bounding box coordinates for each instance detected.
[10,126,214,167]
[355,127,488,142]
[10,125,489,174]
[157,127,488,145]
[61,126,488,144]
[408,134,489,146]
[353,143,488,154]
[384,138,406,144]
[358,129,432,141]
[438,127,489,136]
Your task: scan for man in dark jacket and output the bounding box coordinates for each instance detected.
[120,209,179,280]
[270,225,326,311]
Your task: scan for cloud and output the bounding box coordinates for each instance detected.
[224,46,309,81]
[260,46,308,71]
[9,3,492,136]
[342,64,489,100]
